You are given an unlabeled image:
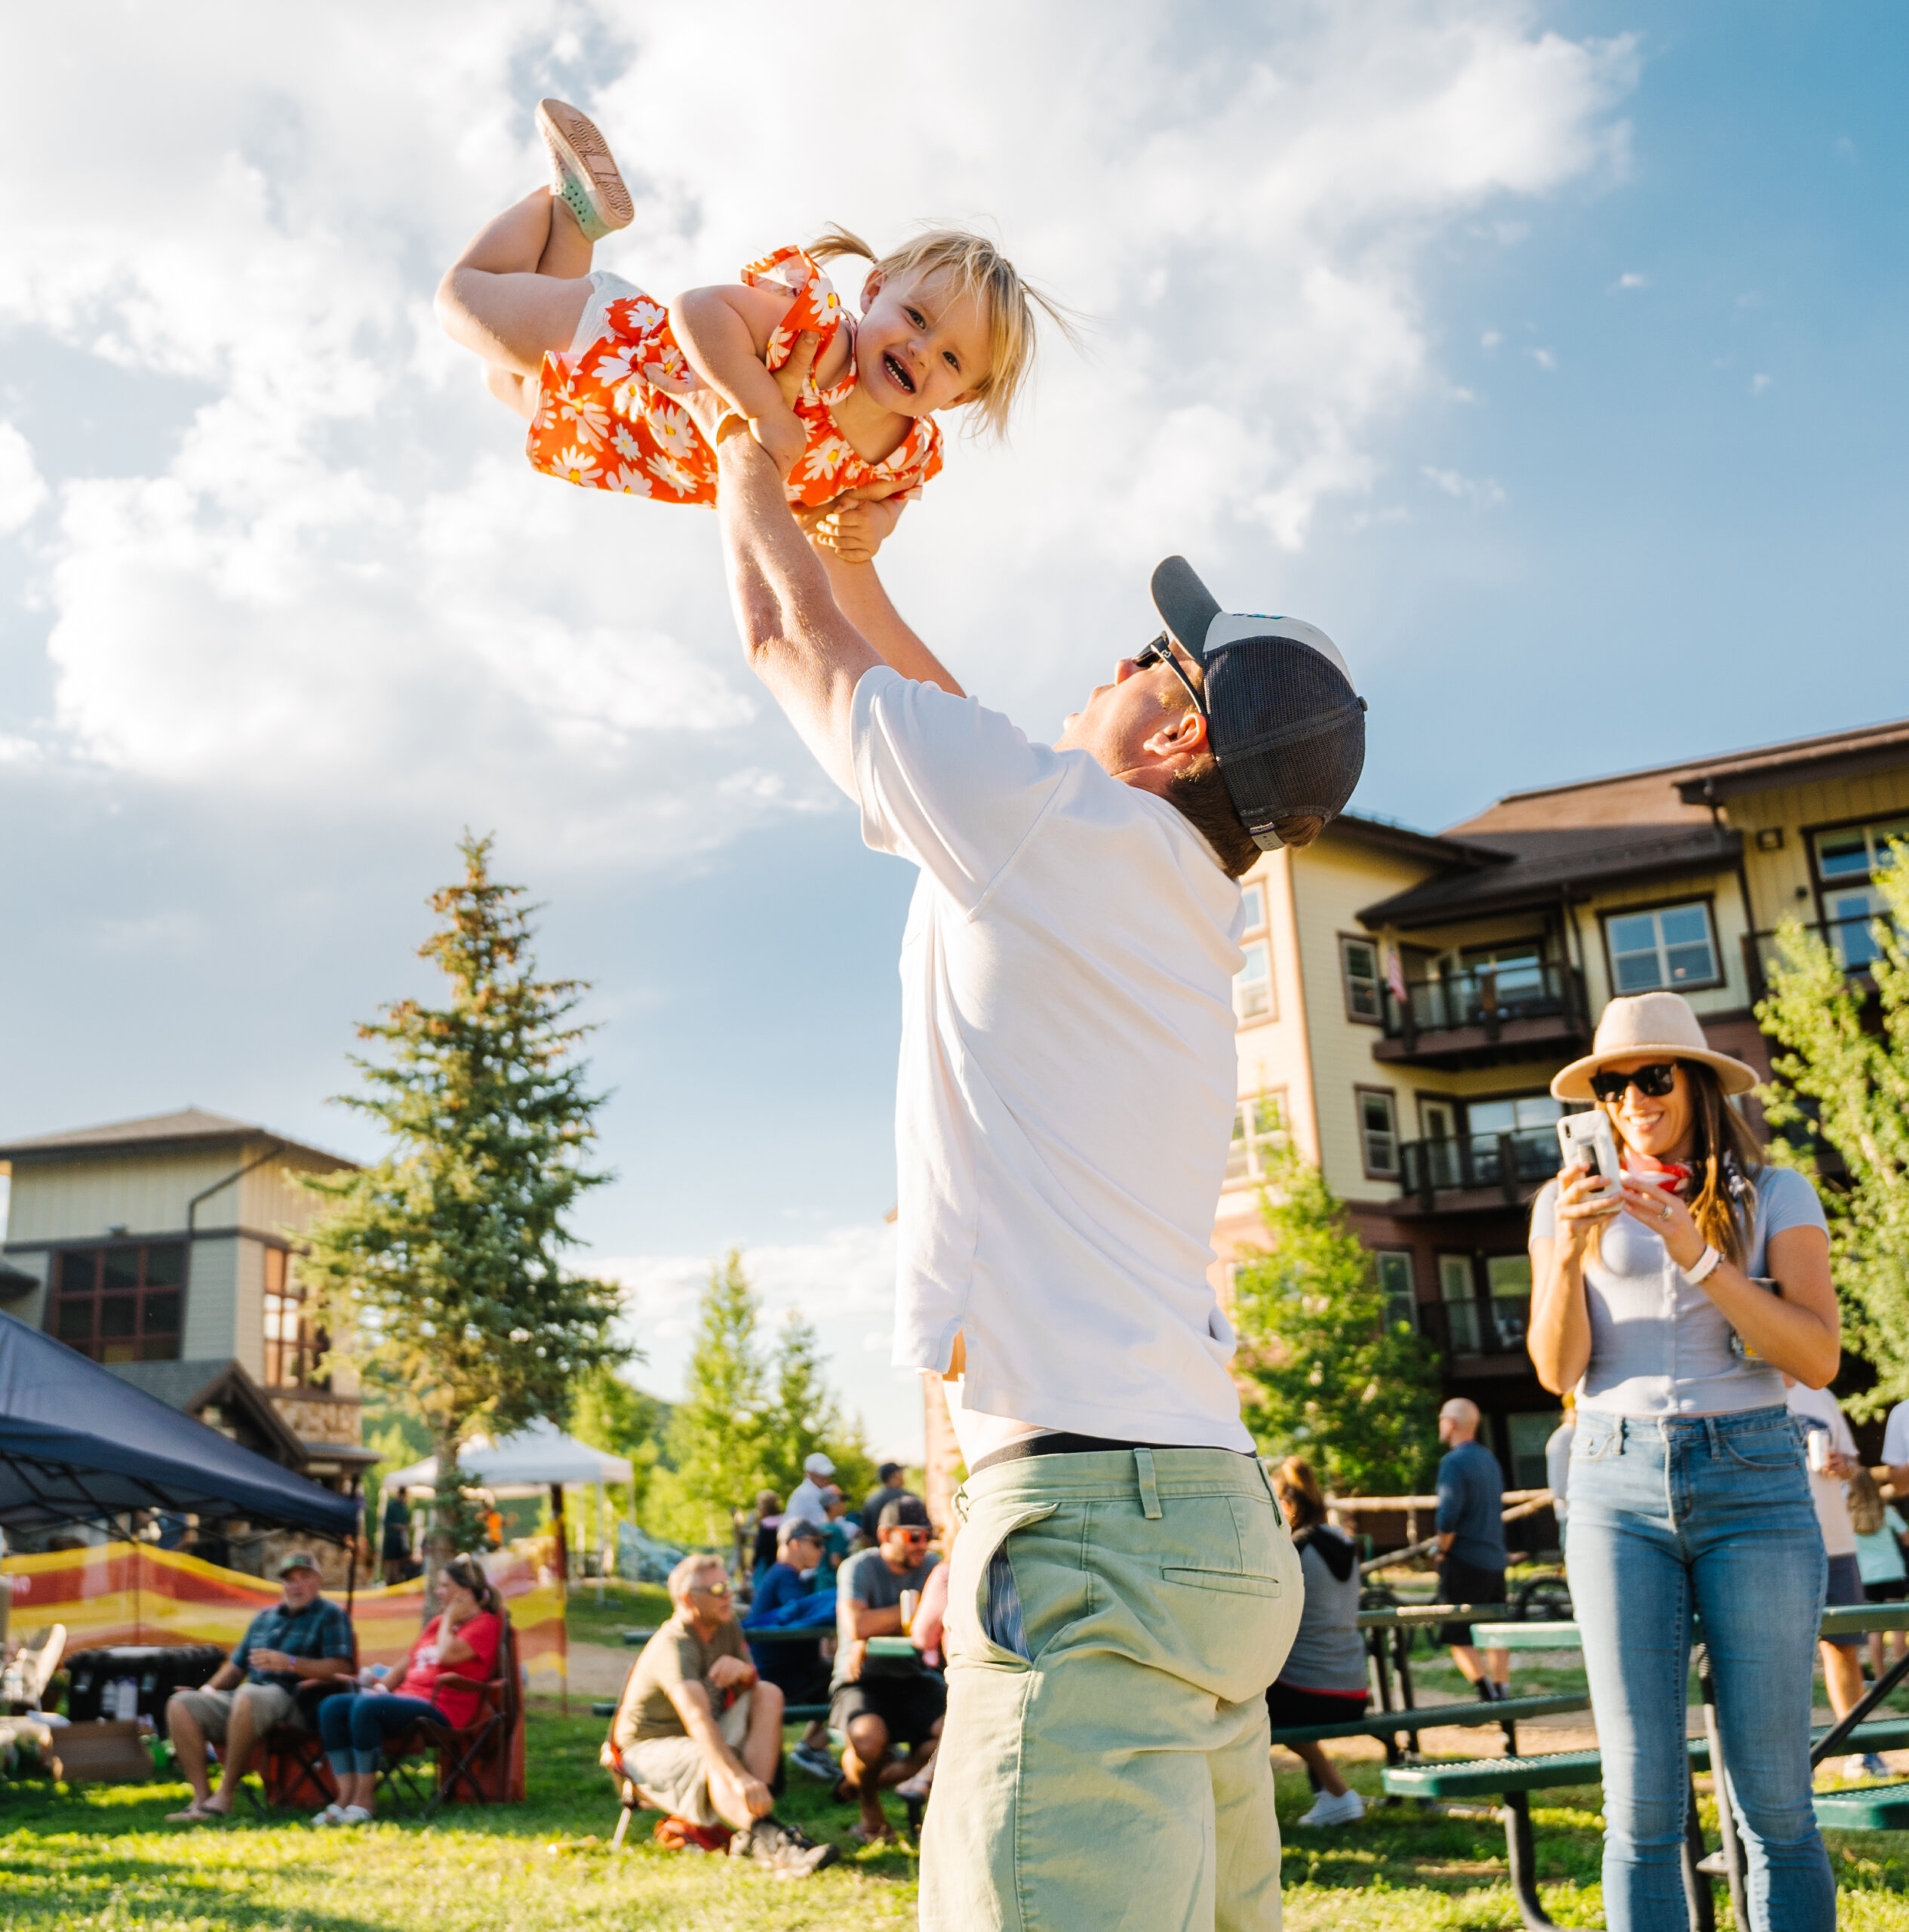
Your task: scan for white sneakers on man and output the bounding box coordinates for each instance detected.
[1297,1789,1366,1828]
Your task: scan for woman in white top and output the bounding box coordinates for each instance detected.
[1528,992,1840,1932]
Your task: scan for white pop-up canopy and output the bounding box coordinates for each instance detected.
[383,1416,632,1494]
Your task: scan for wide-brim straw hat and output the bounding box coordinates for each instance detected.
[1551,990,1760,1100]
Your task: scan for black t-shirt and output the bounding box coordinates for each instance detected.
[859,1484,909,1540]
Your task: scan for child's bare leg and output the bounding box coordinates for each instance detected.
[436,189,595,402]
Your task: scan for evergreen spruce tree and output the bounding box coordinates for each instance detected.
[761,1312,838,1502]
[299,834,626,1561]
[1758,848,1909,1411]
[663,1250,770,1545]
[1231,1115,1441,1497]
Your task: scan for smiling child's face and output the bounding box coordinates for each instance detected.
[854,266,991,419]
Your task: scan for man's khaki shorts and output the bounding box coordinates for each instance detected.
[619,1690,752,1829]
[171,1681,300,1740]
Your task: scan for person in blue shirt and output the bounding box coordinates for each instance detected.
[1434,1397,1510,1700]
[164,1552,354,1822]
[743,1518,835,1782]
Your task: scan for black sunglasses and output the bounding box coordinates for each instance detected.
[1589,1061,1680,1103]
[1133,633,1207,718]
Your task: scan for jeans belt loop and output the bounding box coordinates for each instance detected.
[1134,1447,1163,1521]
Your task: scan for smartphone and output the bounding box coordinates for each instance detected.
[1557,1111,1625,1208]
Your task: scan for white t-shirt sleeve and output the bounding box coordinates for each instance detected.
[850,666,1070,914]
[1883,1403,1909,1470]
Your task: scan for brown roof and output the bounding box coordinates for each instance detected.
[0,1107,350,1169]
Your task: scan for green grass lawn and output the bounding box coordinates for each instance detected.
[8,1701,1909,1929]
[559,1577,673,1648]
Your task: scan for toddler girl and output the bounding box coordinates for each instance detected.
[438,100,1062,563]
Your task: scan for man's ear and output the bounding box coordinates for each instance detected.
[1140,706,1209,764]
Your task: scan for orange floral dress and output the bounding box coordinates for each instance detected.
[526,246,944,510]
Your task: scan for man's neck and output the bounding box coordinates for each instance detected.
[684,1610,721,1642]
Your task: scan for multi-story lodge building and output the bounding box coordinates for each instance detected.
[0,1109,374,1513]
[1215,715,1909,1491]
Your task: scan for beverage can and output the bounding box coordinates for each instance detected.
[1807,1428,1832,1475]
[899,1589,920,1634]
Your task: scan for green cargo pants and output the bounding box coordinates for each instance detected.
[920,1445,1303,1931]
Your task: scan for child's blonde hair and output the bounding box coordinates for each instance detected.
[809,224,1073,438]
[1849,1463,1887,1539]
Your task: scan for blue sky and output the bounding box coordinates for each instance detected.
[1,3,1903,1456]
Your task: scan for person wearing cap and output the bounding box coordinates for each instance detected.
[687,339,1359,1926]
[832,1497,945,1844]
[1529,991,1841,1930]
[785,1450,835,1528]
[164,1550,354,1823]
[861,1461,910,1540]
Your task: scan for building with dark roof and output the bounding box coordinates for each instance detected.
[0,1109,374,1497]
[1213,715,1909,1497]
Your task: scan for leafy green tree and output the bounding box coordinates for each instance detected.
[1231,1118,1440,1496]
[1757,848,1909,1412]
[299,834,627,1561]
[760,1312,837,1501]
[662,1250,770,1545]
[571,1364,671,1524]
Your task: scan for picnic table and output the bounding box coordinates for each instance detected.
[1375,1601,1909,1930]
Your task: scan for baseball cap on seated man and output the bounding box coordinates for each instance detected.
[1150,555,1366,851]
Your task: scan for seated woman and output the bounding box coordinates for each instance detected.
[1265,1457,1369,1828]
[313,1552,502,1826]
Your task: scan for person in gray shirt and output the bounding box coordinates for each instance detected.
[1264,1457,1370,1828]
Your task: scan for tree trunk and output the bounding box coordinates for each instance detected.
[549,1483,569,1592]
[422,1432,464,1619]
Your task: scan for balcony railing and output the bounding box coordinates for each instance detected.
[1380,960,1587,1051]
[1745,913,1902,999]
[1397,1128,1560,1208]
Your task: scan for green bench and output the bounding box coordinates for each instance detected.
[1382,1718,1909,1930]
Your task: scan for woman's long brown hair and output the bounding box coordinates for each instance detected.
[1605,1059,1763,1267]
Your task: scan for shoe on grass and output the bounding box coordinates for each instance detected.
[311,1803,346,1827]
[337,1805,373,1826]
[536,99,633,243]
[1861,1752,1892,1780]
[733,1816,841,1877]
[790,1741,837,1781]
[1297,1789,1366,1828]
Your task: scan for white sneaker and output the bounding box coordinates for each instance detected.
[337,1805,374,1827]
[312,1803,346,1827]
[1297,1789,1366,1827]
[1843,1755,1871,1783]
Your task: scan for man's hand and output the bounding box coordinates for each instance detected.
[841,1638,867,1682]
[708,1655,756,1691]
[802,485,906,565]
[739,1774,773,1818]
[249,1648,291,1673]
[750,406,807,479]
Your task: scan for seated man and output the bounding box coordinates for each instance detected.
[610,1552,838,1875]
[832,1497,945,1844]
[745,1517,837,1783]
[164,1551,353,1822]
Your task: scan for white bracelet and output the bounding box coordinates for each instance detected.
[1683,1244,1722,1284]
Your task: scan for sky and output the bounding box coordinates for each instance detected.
[2,2,1904,1460]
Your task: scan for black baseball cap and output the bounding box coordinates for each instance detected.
[878,1496,932,1531]
[1149,556,1366,850]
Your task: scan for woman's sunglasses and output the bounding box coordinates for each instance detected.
[1590,1061,1680,1103]
[1133,633,1207,718]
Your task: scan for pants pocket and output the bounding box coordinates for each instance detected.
[1160,1564,1284,1598]
[950,1503,1059,1671]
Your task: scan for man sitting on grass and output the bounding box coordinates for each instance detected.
[832,1497,944,1844]
[607,1552,838,1875]
[164,1551,352,1823]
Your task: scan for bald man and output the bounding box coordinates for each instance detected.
[1434,1398,1510,1697]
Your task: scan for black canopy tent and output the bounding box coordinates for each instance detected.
[0,1309,358,1540]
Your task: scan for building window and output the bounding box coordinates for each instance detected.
[50,1244,185,1364]
[1486,1253,1533,1351]
[1356,1088,1399,1177]
[1375,1251,1416,1332]
[1240,883,1266,933]
[1235,940,1274,1022]
[1606,902,1720,994]
[1340,936,1382,1023]
[1814,817,1909,968]
[1226,1094,1287,1184]
[1506,1411,1563,1491]
[263,1247,326,1389]
[1439,1253,1480,1354]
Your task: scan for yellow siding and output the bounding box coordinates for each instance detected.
[238,1152,343,1239]
[1729,771,1909,930]
[6,1147,257,1244]
[181,1236,240,1359]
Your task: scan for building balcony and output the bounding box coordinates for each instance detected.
[1373,961,1591,1070]
[1395,1128,1558,1214]
[1419,1295,1533,1364]
[1743,914,1897,1001]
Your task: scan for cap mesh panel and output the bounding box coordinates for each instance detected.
[1207,638,1366,837]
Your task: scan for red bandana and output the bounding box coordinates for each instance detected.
[1623,1151,1692,1195]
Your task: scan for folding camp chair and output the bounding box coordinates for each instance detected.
[377,1611,524,1818]
[255,1676,354,1810]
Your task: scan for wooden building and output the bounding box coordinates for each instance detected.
[1216,715,1909,1489]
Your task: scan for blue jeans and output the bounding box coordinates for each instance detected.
[1569,1405,1834,1932]
[317,1691,445,1777]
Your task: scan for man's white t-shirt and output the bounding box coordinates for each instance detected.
[1787,1380,1858,1557]
[850,666,1253,1461]
[1881,1401,1909,1474]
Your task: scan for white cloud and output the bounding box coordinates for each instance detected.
[1751,373,1772,395]
[1617,271,1649,289]
[1422,466,1507,506]
[1480,328,1504,349]
[1529,346,1558,371]
[0,421,47,532]
[0,1,1637,864]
